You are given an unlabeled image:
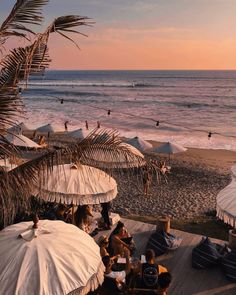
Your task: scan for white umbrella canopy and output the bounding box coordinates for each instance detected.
[217,166,236,227]
[36,124,62,133]
[0,158,17,171]
[4,134,41,148]
[37,163,118,205]
[152,142,187,154]
[81,143,146,169]
[67,128,88,139]
[8,122,30,134]
[126,136,153,152]
[0,220,104,295]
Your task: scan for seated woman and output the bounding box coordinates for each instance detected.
[74,205,96,233]
[109,221,135,257]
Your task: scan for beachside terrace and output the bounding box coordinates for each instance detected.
[95,218,236,295]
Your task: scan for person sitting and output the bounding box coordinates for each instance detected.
[45,203,67,221]
[74,205,97,234]
[98,235,110,257]
[157,272,172,295]
[140,249,168,289]
[109,221,134,257]
[102,248,131,289]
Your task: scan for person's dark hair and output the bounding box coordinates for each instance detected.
[158,272,172,289]
[112,221,125,235]
[145,249,155,261]
[57,204,67,212]
[102,255,111,268]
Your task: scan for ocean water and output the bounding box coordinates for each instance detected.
[23,70,236,151]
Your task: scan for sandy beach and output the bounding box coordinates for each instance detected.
[111,140,236,220]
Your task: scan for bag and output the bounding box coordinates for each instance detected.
[192,237,221,269]
[142,263,159,288]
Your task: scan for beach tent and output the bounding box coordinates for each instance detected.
[8,122,30,134]
[67,128,88,139]
[4,134,41,148]
[0,219,104,295]
[126,136,153,152]
[217,165,236,227]
[152,142,187,163]
[81,142,146,169]
[37,163,117,205]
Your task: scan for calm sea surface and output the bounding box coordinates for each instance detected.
[23,70,236,151]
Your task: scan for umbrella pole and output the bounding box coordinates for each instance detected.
[169,153,171,166]
[72,204,75,225]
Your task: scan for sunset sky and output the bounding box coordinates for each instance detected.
[1,0,236,70]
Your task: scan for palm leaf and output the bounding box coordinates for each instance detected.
[0,130,147,227]
[0,0,49,44]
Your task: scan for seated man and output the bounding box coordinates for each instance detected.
[140,249,168,289]
[102,248,131,289]
[157,272,172,295]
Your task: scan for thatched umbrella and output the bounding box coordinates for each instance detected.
[0,219,104,295]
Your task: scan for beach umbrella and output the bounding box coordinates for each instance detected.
[80,143,146,169]
[152,142,187,164]
[36,124,56,133]
[4,134,41,148]
[67,128,88,139]
[217,165,236,227]
[0,158,17,171]
[8,122,30,134]
[126,136,153,152]
[37,163,117,205]
[0,219,104,295]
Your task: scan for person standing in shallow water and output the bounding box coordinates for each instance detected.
[85,120,89,130]
[64,121,69,131]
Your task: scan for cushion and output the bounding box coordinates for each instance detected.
[221,251,236,282]
[192,237,221,269]
[146,230,181,256]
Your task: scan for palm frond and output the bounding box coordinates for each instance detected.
[0,130,146,227]
[0,0,49,44]
[46,15,93,48]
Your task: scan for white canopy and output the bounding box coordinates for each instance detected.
[36,124,57,133]
[0,158,17,171]
[217,165,236,227]
[8,122,30,134]
[152,142,187,154]
[4,134,41,148]
[126,136,153,152]
[0,220,104,295]
[37,164,118,205]
[81,143,145,169]
[67,128,88,139]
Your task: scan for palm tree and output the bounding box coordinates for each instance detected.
[0,0,146,229]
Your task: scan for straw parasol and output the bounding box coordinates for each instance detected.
[0,219,104,295]
[37,163,117,205]
[126,136,153,152]
[217,165,236,227]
